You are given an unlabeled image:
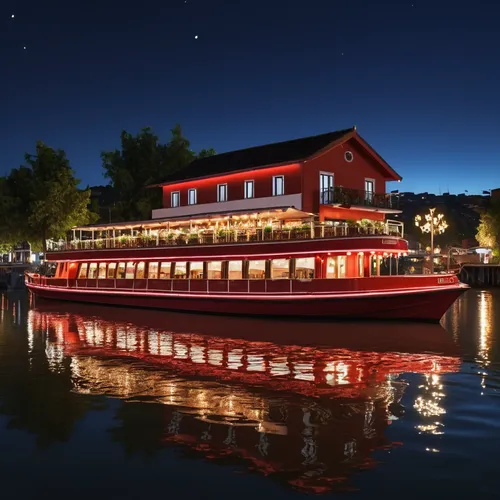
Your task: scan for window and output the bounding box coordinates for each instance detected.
[189,262,204,279]
[136,262,146,279]
[188,188,197,205]
[148,262,159,279]
[273,176,284,196]
[171,191,180,208]
[125,262,136,279]
[326,257,336,279]
[244,180,254,199]
[228,261,243,279]
[358,253,364,277]
[78,263,88,279]
[207,261,222,279]
[365,179,375,204]
[217,183,228,202]
[98,263,107,279]
[88,263,98,279]
[271,258,290,279]
[338,256,346,278]
[320,173,334,204]
[248,260,266,279]
[174,262,187,279]
[107,263,116,279]
[160,262,171,279]
[116,262,126,279]
[295,257,315,279]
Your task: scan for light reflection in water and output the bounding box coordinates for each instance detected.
[8,298,468,495]
[478,291,493,366]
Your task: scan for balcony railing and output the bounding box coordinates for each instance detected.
[320,187,398,209]
[47,220,404,252]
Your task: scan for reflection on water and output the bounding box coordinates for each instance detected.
[1,290,500,497]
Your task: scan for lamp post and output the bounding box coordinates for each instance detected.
[415,207,448,273]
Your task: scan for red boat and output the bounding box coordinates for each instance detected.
[26,127,468,321]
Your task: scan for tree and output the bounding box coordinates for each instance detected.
[102,124,215,221]
[476,199,500,259]
[1,142,98,253]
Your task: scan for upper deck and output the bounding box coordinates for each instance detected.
[47,207,405,261]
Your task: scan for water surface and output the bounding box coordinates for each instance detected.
[0,290,499,498]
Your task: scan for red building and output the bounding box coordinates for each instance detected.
[152,126,402,223]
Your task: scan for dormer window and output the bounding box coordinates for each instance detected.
[171,191,180,208]
[188,188,197,205]
[272,175,284,196]
[217,183,228,202]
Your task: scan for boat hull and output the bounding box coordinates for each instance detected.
[26,282,467,322]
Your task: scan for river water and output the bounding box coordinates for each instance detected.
[0,289,499,498]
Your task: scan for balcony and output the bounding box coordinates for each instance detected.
[320,187,398,210]
[47,219,404,252]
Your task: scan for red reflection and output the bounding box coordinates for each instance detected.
[28,305,461,495]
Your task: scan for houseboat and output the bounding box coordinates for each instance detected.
[25,127,468,321]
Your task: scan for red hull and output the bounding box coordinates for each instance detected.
[27,282,467,321]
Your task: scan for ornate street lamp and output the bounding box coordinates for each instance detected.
[415,208,448,273]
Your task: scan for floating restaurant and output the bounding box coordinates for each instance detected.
[26,127,468,320]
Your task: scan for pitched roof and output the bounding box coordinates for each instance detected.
[159,127,355,184]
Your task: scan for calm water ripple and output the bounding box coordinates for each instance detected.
[0,289,499,498]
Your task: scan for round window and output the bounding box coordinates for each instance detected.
[344,151,354,162]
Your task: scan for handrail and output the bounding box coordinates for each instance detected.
[47,221,405,252]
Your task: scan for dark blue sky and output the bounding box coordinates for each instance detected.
[2,0,499,194]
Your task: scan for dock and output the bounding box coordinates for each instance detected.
[458,264,500,287]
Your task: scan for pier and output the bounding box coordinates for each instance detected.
[458,264,500,287]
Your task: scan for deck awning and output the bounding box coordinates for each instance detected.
[71,207,314,232]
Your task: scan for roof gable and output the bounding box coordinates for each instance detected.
[158,128,355,185]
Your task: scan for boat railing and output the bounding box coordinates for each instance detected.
[47,220,404,252]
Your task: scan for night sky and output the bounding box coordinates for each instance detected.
[2,1,499,194]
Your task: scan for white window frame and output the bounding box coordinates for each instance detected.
[244,180,254,199]
[365,178,375,203]
[217,183,228,202]
[188,188,197,205]
[171,191,180,208]
[272,175,284,196]
[319,172,334,205]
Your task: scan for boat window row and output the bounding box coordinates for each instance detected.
[172,175,285,208]
[76,256,347,280]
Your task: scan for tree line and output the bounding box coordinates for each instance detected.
[0,125,215,253]
[476,198,500,261]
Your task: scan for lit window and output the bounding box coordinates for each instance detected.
[248,260,266,279]
[217,183,228,202]
[271,258,289,279]
[295,257,315,279]
[160,262,171,279]
[171,191,180,208]
[98,263,107,279]
[358,254,364,278]
[188,188,197,205]
[148,262,159,279]
[136,262,146,279]
[338,256,346,278]
[273,175,284,196]
[174,262,187,279]
[125,262,136,279]
[107,263,116,279]
[116,262,126,279]
[228,261,243,279]
[244,180,254,199]
[88,263,98,279]
[189,262,204,279]
[326,257,336,278]
[207,261,222,279]
[78,263,88,279]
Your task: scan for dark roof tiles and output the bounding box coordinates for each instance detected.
[162,127,355,183]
